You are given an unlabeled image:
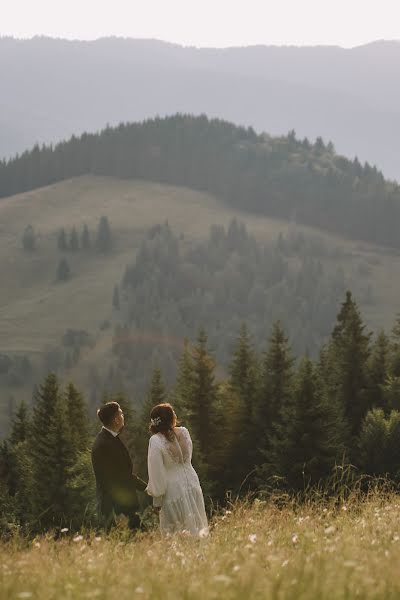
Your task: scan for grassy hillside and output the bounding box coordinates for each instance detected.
[1,174,400,426]
[1,492,400,599]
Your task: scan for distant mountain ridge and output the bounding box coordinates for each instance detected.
[1,36,400,180]
[1,114,399,248]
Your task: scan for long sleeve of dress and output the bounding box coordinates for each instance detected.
[146,436,167,507]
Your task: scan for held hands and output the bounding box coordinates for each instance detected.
[132,471,148,491]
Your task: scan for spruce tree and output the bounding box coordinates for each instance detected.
[57,228,67,251]
[170,339,194,423]
[328,291,371,440]
[189,330,218,461]
[56,257,71,281]
[269,356,346,490]
[22,225,36,252]
[367,331,390,413]
[228,324,259,490]
[69,226,79,252]
[81,224,91,250]
[10,401,30,445]
[30,374,74,528]
[65,383,90,453]
[96,216,112,253]
[257,322,294,458]
[112,284,120,310]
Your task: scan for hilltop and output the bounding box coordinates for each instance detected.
[1,37,400,180]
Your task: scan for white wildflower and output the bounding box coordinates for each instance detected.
[199,527,209,539]
[135,587,145,594]
[292,534,299,545]
[17,594,32,599]
[324,526,336,535]
[282,559,289,567]
[213,575,232,584]
[248,534,257,544]
[73,535,84,542]
[60,527,69,533]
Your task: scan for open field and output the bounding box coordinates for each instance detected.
[2,174,400,354]
[2,493,400,599]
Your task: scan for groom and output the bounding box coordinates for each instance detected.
[91,401,147,530]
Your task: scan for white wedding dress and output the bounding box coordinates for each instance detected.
[146,427,209,537]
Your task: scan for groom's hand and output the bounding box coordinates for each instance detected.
[132,472,147,491]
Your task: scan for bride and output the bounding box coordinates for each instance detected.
[145,403,209,537]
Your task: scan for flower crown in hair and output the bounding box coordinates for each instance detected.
[151,416,162,426]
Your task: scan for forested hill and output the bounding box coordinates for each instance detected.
[1,114,400,247]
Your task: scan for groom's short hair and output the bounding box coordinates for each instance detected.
[97,401,120,426]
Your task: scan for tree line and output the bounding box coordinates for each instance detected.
[2,292,400,534]
[2,115,400,248]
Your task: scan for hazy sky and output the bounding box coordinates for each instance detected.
[2,0,400,48]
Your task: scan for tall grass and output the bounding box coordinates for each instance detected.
[2,487,400,599]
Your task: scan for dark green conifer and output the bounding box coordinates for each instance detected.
[329,291,371,439]
[368,331,390,413]
[228,324,259,489]
[10,401,30,445]
[81,224,91,250]
[69,226,79,252]
[30,374,73,528]
[22,225,36,252]
[112,284,120,310]
[65,383,90,453]
[170,339,194,423]
[57,228,67,251]
[56,257,71,281]
[269,356,346,489]
[257,321,294,451]
[96,216,112,253]
[189,329,218,462]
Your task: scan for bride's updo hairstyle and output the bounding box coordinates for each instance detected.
[150,403,177,441]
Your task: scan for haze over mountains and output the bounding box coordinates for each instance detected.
[1,36,400,181]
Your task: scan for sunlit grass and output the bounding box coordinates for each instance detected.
[2,491,400,599]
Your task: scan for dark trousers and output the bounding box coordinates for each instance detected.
[98,498,141,532]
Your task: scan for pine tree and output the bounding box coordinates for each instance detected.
[358,408,400,480]
[269,356,347,490]
[10,401,30,445]
[56,257,71,281]
[112,284,120,310]
[96,216,112,253]
[170,339,194,423]
[189,330,218,460]
[81,224,91,250]
[228,324,259,490]
[367,331,390,413]
[69,226,79,252]
[65,383,90,453]
[57,228,67,251]
[328,291,371,440]
[257,322,294,454]
[30,374,74,528]
[22,225,36,252]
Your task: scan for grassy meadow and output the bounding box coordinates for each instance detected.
[2,492,400,599]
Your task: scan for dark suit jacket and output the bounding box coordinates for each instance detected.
[91,428,146,517]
